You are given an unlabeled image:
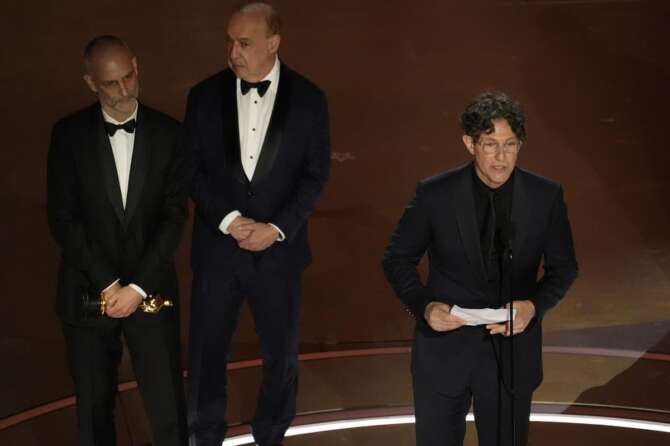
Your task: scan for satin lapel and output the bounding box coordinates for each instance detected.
[454,164,488,285]
[510,169,529,268]
[221,70,247,184]
[93,106,125,223]
[251,64,291,185]
[124,104,149,227]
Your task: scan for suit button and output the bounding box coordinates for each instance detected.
[248,191,254,197]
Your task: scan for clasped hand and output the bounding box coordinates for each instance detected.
[228,216,279,252]
[104,283,143,318]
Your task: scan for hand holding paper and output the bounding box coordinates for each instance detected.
[424,302,466,332]
[484,300,537,336]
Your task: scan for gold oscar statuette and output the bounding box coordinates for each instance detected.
[138,295,174,313]
[83,292,174,318]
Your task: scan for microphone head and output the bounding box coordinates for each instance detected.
[500,221,516,248]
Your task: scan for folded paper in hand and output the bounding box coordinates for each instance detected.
[450,305,516,326]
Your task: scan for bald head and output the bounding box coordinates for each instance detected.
[83,35,134,72]
[82,35,139,121]
[232,1,281,36]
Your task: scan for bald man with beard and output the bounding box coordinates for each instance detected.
[47,35,188,445]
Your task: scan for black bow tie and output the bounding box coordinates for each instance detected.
[104,119,136,136]
[241,79,271,97]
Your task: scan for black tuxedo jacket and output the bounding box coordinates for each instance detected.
[383,163,578,394]
[47,103,188,326]
[184,64,330,277]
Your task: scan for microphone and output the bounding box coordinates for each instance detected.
[498,221,515,260]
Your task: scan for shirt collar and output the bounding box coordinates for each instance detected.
[236,56,280,94]
[471,162,515,196]
[264,56,280,93]
[102,101,138,125]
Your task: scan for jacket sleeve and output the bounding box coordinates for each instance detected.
[131,129,189,293]
[270,90,331,240]
[530,186,579,317]
[185,88,240,231]
[382,182,433,325]
[47,121,118,293]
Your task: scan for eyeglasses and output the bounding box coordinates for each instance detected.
[476,139,522,155]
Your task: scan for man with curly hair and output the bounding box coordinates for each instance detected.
[383,92,578,446]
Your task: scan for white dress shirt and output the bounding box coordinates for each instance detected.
[238,58,279,180]
[219,57,285,241]
[102,107,136,208]
[102,104,146,298]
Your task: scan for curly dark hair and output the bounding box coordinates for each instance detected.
[459,91,526,142]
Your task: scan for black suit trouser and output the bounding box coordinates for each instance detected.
[187,269,301,446]
[413,335,532,446]
[62,308,187,446]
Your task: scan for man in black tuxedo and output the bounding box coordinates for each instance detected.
[383,92,578,446]
[47,36,188,445]
[184,2,330,445]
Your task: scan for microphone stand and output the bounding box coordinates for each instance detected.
[504,240,515,446]
[496,230,516,446]
[494,222,516,446]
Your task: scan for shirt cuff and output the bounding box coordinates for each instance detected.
[268,223,286,242]
[219,210,242,235]
[103,279,120,293]
[128,283,148,298]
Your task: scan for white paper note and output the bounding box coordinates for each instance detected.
[450,305,517,326]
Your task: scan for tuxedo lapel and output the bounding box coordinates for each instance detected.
[251,64,291,185]
[124,104,149,227]
[221,70,247,184]
[453,164,488,286]
[510,168,529,269]
[93,106,125,223]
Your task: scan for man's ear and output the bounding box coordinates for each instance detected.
[463,135,475,155]
[83,74,98,93]
[268,34,280,54]
[132,56,139,75]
